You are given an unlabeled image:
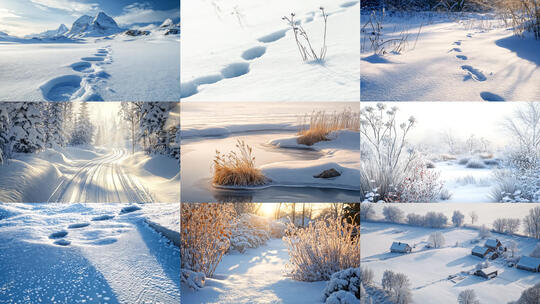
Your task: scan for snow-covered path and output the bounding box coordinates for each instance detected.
[0,203,180,304]
[181,238,327,304]
[48,148,154,203]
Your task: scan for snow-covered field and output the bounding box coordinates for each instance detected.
[0,203,180,304]
[361,221,540,304]
[181,238,327,304]
[0,13,180,101]
[361,12,540,101]
[0,146,179,203]
[181,0,359,101]
[181,102,360,202]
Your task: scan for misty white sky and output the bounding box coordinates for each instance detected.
[361,102,523,149]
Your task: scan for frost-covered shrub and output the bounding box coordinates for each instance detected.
[530,242,540,258]
[458,289,480,304]
[229,213,270,253]
[428,232,445,248]
[322,267,360,304]
[360,267,374,285]
[181,269,206,290]
[459,157,471,165]
[381,270,412,304]
[181,203,234,277]
[466,158,487,169]
[383,206,404,223]
[514,282,540,304]
[398,162,444,202]
[284,217,360,282]
[484,158,500,166]
[452,210,465,227]
[479,224,491,239]
[406,213,425,226]
[492,218,521,234]
[524,206,540,239]
[424,212,448,228]
[360,203,375,221]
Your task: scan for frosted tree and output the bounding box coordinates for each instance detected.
[478,224,491,239]
[139,102,173,155]
[62,102,74,144]
[428,232,445,248]
[44,103,65,148]
[119,102,142,153]
[470,211,478,225]
[524,206,540,239]
[452,210,465,227]
[458,289,480,304]
[508,240,518,258]
[530,242,540,258]
[383,206,404,223]
[70,102,94,145]
[9,102,45,153]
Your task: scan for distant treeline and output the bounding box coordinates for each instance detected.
[361,0,488,12]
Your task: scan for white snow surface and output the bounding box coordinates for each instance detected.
[181,0,360,101]
[0,203,180,304]
[0,146,179,203]
[361,221,540,304]
[361,12,540,101]
[0,33,180,101]
[181,238,327,304]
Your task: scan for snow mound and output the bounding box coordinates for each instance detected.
[229,213,271,253]
[181,269,206,290]
[323,267,361,304]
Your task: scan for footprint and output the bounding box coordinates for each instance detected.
[449,48,462,53]
[181,74,224,98]
[241,46,266,60]
[91,238,117,245]
[94,53,107,57]
[340,1,359,7]
[97,49,108,54]
[68,222,90,229]
[40,75,82,101]
[92,215,115,221]
[71,62,93,72]
[456,55,468,60]
[257,29,288,43]
[453,41,461,45]
[82,57,105,62]
[120,206,142,214]
[88,71,111,79]
[221,63,250,79]
[49,230,68,239]
[480,91,505,101]
[54,239,71,246]
[461,65,487,81]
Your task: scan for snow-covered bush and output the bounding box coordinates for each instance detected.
[458,289,480,304]
[381,270,412,304]
[360,203,375,221]
[228,213,271,253]
[322,268,360,304]
[428,232,445,248]
[181,203,234,277]
[406,213,425,226]
[466,158,487,169]
[283,217,360,282]
[478,224,491,239]
[492,218,520,234]
[452,210,465,227]
[181,269,206,291]
[524,206,540,239]
[398,162,444,202]
[383,206,404,223]
[424,212,448,228]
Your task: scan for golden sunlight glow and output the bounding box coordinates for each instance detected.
[260,203,279,217]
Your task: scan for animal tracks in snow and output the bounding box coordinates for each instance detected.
[40,46,113,101]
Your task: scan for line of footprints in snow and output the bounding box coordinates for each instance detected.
[181,0,359,98]
[48,205,140,246]
[449,34,504,101]
[40,46,113,102]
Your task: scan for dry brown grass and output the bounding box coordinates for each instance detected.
[212,139,268,186]
[297,108,360,146]
[284,216,360,282]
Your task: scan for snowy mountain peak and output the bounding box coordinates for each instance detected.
[160,19,173,28]
[67,12,121,38]
[57,24,69,34]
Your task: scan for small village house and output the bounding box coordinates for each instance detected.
[484,239,502,250]
[517,256,540,272]
[474,266,498,279]
[472,246,492,258]
[391,242,412,253]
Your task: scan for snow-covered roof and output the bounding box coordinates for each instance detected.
[472,246,489,256]
[391,242,410,251]
[485,239,501,248]
[517,256,540,269]
[478,266,498,275]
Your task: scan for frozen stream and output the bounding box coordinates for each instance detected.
[181,131,360,202]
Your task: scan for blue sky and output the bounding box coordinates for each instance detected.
[0,0,180,36]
